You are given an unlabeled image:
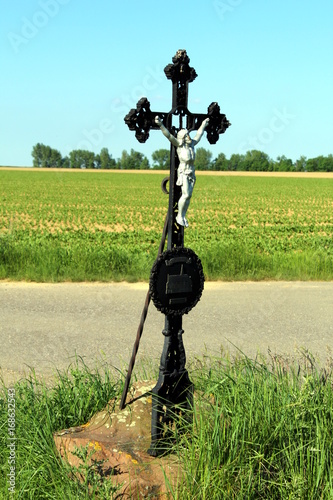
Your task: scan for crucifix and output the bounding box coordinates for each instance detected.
[122,49,230,456]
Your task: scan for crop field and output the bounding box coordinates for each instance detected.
[0,169,332,281]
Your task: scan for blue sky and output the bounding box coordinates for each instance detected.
[1,0,332,166]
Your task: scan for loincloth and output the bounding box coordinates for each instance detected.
[176,164,196,187]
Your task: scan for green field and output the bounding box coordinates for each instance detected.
[0,170,332,281]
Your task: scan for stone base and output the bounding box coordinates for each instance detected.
[54,381,182,498]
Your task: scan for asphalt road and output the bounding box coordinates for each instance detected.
[1,281,333,385]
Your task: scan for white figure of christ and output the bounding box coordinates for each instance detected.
[155,116,209,227]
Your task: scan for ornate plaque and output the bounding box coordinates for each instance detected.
[149,247,204,316]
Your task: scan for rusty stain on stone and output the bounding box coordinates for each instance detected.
[53,381,182,498]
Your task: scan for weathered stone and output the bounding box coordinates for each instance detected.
[54,381,182,498]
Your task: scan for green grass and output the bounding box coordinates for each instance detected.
[0,170,332,281]
[1,352,333,498]
[174,351,333,499]
[0,356,123,499]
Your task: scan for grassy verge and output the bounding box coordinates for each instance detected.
[0,357,123,499]
[0,232,152,282]
[1,232,332,282]
[1,352,333,498]
[174,351,333,499]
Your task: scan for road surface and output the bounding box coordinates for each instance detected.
[1,281,332,385]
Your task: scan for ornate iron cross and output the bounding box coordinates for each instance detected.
[125,49,230,144]
[125,49,230,248]
[124,49,230,456]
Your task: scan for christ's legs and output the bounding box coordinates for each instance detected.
[176,175,195,227]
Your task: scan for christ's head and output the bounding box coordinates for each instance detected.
[177,129,192,145]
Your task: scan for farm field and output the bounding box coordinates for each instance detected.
[0,169,332,282]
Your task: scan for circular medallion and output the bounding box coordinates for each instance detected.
[149,247,204,316]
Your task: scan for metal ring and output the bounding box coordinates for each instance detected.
[161,176,170,194]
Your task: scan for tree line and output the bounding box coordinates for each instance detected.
[31,143,333,172]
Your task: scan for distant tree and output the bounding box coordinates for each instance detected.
[41,145,52,167]
[306,155,333,172]
[325,154,333,172]
[99,147,116,169]
[275,155,294,172]
[139,157,150,169]
[295,155,307,172]
[69,150,83,169]
[119,149,148,169]
[212,152,229,171]
[32,143,43,167]
[243,150,271,171]
[62,156,70,169]
[119,150,129,169]
[85,150,97,169]
[228,153,245,171]
[31,143,63,168]
[195,148,213,170]
[151,148,170,169]
[119,150,132,169]
[306,158,318,172]
[316,155,330,172]
[94,154,101,169]
[50,148,63,168]
[69,150,96,169]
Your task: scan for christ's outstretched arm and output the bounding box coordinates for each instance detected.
[155,116,180,147]
[193,118,210,144]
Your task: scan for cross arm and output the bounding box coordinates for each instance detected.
[124,97,169,143]
[125,99,230,145]
[187,102,231,145]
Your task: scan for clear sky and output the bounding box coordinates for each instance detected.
[1,0,332,166]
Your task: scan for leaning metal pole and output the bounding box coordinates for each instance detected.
[119,213,168,411]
